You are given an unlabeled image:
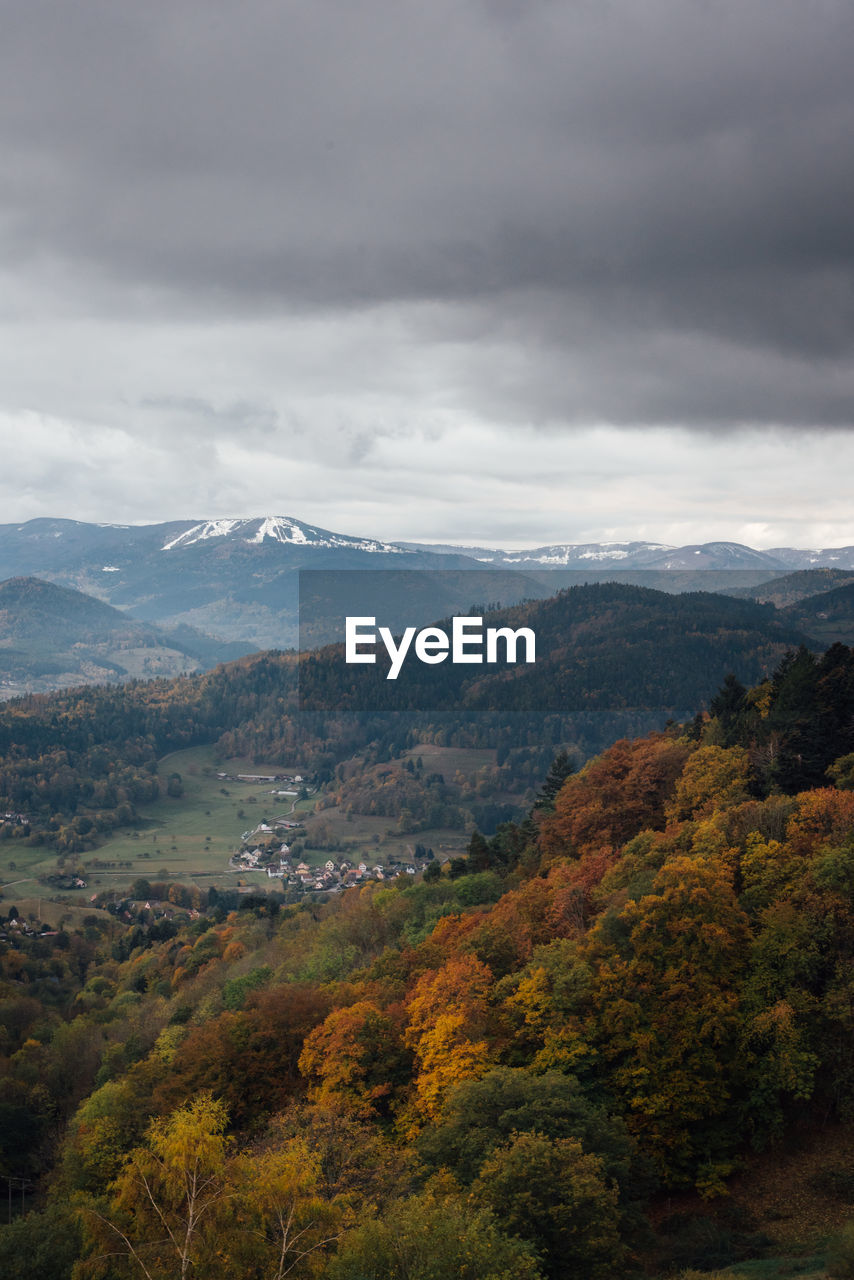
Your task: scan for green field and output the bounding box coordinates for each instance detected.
[0,746,315,902]
[0,742,511,906]
[0,744,490,906]
[0,896,115,930]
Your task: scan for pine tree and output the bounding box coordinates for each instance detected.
[535,750,576,812]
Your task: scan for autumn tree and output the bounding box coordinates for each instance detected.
[538,734,691,865]
[665,745,750,822]
[404,954,494,1123]
[79,1092,231,1280]
[231,1135,343,1279]
[298,1000,410,1119]
[585,856,750,1192]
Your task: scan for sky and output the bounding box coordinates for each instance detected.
[1,0,853,550]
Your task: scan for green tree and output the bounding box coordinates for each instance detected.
[417,1066,636,1194]
[0,1202,81,1280]
[472,1132,623,1280]
[534,749,576,812]
[328,1185,542,1280]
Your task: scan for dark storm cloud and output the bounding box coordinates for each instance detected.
[1,0,854,428]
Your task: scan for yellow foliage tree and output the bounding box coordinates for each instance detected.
[666,745,750,822]
[404,954,494,1122]
[80,1092,231,1280]
[585,856,750,1191]
[232,1136,343,1279]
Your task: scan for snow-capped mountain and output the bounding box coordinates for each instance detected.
[0,517,477,649]
[160,516,406,555]
[400,539,811,571]
[404,540,854,570]
[767,546,854,569]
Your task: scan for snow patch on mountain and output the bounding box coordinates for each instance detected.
[484,541,676,566]
[248,517,311,545]
[162,520,244,550]
[161,516,407,555]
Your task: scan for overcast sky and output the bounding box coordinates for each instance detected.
[1,0,853,549]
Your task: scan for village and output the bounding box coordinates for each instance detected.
[222,769,435,893]
[230,817,430,893]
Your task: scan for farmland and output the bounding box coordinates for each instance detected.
[0,742,508,903]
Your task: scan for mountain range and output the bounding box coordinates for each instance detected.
[0,517,481,651]
[3,517,854,693]
[400,537,854,571]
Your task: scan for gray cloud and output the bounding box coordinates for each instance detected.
[0,0,853,543]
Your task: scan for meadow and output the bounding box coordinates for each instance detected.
[0,742,495,905]
[0,746,312,901]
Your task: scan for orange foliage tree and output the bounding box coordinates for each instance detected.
[298,1000,410,1119]
[538,734,692,865]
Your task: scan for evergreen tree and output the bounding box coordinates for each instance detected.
[534,750,576,812]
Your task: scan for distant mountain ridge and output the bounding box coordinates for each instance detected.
[3,516,854,653]
[0,517,480,650]
[401,538,854,571]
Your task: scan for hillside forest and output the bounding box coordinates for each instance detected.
[3,599,854,1274]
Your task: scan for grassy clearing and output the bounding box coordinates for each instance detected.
[0,842,62,899]
[0,744,484,905]
[721,1257,828,1277]
[306,801,469,863]
[1,896,115,929]
[0,746,311,902]
[663,1260,828,1279]
[401,743,498,776]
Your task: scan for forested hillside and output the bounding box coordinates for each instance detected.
[0,582,810,856]
[0,577,249,699]
[4,642,854,1276]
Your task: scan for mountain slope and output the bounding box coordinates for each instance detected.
[782,581,854,647]
[0,577,249,698]
[0,517,488,649]
[299,581,811,747]
[725,567,854,607]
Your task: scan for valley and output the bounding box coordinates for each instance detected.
[4,550,854,1278]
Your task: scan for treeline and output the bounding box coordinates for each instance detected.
[0,655,300,845]
[0,581,816,854]
[700,641,854,794]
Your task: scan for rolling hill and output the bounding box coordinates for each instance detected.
[0,577,249,698]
